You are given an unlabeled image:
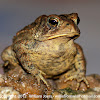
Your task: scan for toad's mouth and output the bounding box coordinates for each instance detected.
[47,32,80,40]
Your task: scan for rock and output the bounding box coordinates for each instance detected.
[0,86,20,100]
[55,74,100,91]
[0,63,100,100]
[52,87,100,100]
[52,74,100,100]
[0,64,51,100]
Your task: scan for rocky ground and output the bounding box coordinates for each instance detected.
[0,63,100,100]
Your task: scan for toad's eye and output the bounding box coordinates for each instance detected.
[47,17,59,28]
[49,19,58,25]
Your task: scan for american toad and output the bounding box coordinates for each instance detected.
[1,13,89,90]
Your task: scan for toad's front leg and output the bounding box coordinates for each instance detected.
[60,43,89,90]
[13,40,49,88]
[22,61,49,87]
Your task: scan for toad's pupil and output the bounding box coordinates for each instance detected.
[49,19,58,25]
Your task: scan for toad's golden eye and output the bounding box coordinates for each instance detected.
[47,17,59,28]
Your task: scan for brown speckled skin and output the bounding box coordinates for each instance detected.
[1,13,89,89]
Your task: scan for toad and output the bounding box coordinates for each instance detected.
[1,13,89,90]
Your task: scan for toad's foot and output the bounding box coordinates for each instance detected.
[60,70,89,90]
[34,70,50,89]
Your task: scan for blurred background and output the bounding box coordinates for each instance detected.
[0,0,100,75]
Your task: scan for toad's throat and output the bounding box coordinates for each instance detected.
[47,32,80,40]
